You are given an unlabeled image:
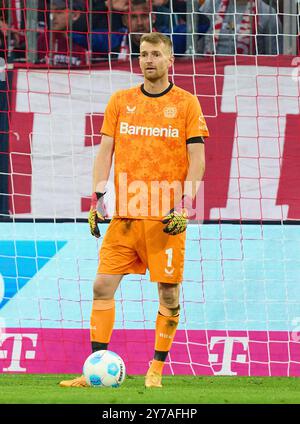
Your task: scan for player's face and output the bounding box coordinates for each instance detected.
[139,41,173,82]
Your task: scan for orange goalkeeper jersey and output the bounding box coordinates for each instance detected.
[101,82,209,219]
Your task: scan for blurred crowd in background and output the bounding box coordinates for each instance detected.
[0,0,299,66]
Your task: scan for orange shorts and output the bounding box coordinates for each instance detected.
[98,218,186,283]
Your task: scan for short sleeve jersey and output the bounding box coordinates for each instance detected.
[101,83,209,219]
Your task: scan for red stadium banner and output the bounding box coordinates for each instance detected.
[7,56,300,220]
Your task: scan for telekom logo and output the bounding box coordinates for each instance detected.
[0,333,38,372]
[209,336,249,375]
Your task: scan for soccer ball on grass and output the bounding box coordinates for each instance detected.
[83,350,126,387]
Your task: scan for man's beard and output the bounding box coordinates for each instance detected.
[144,69,163,82]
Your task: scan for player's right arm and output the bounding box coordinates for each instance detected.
[88,135,115,238]
[93,135,115,194]
[89,90,119,238]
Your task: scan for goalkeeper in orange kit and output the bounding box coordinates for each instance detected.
[60,32,208,388]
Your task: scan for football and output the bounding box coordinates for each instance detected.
[83,350,126,387]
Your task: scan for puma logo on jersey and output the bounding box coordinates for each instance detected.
[126,105,136,113]
[120,121,179,138]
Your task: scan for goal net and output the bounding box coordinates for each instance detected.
[0,0,300,376]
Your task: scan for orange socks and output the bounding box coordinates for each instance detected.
[155,308,180,353]
[90,299,115,345]
[90,299,179,377]
[151,304,180,374]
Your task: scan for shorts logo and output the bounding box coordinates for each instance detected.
[126,105,136,113]
[164,106,177,118]
[164,267,174,275]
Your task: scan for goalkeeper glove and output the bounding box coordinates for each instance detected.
[162,195,193,236]
[88,192,106,238]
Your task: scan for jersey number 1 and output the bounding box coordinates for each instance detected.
[165,248,174,275]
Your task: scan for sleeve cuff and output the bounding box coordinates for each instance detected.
[186,136,205,144]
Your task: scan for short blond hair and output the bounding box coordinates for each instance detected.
[140,32,173,55]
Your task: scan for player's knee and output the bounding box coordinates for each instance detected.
[158,283,180,309]
[93,275,115,299]
[160,297,179,311]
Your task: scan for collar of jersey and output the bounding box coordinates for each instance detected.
[140,82,174,98]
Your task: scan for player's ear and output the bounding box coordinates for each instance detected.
[168,54,174,68]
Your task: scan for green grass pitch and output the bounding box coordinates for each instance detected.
[0,374,300,404]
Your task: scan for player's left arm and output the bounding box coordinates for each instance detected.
[162,94,208,235]
[184,142,205,199]
[162,142,205,235]
[183,94,208,202]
